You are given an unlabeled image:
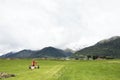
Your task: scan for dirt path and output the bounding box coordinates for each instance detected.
[44,65,65,80]
[107,61,120,64]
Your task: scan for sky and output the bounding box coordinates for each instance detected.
[0,0,120,55]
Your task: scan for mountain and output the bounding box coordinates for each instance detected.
[0,52,15,58]
[0,47,72,58]
[30,47,67,58]
[74,36,120,58]
[0,50,35,58]
[64,48,74,56]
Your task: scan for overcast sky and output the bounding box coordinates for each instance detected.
[0,0,120,55]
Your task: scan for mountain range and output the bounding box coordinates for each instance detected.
[1,36,120,59]
[0,47,72,58]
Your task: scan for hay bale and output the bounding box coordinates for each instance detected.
[0,72,15,79]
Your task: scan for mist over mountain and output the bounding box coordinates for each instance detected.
[1,36,120,59]
[1,0,120,55]
[74,36,120,58]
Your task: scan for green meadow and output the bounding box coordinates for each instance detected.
[0,59,120,80]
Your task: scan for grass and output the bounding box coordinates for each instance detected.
[0,59,120,80]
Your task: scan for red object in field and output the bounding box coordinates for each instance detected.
[32,60,36,66]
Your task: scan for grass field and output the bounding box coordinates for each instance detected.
[0,59,120,80]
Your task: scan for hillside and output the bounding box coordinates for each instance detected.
[0,47,72,58]
[1,50,35,58]
[74,36,120,58]
[30,47,67,58]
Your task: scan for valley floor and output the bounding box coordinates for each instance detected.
[0,59,120,80]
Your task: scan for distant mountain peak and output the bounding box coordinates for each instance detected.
[109,36,120,40]
[74,36,120,58]
[43,46,56,50]
[64,48,74,53]
[97,36,120,44]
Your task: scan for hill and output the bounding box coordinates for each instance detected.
[0,50,35,58]
[0,47,72,58]
[74,36,120,58]
[30,47,67,58]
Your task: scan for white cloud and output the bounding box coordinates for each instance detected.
[0,0,120,55]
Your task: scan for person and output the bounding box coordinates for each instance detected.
[32,59,37,66]
[29,59,39,69]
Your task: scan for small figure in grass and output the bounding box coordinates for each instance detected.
[32,59,37,66]
[29,59,39,69]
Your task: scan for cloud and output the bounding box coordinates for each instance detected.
[0,0,120,55]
